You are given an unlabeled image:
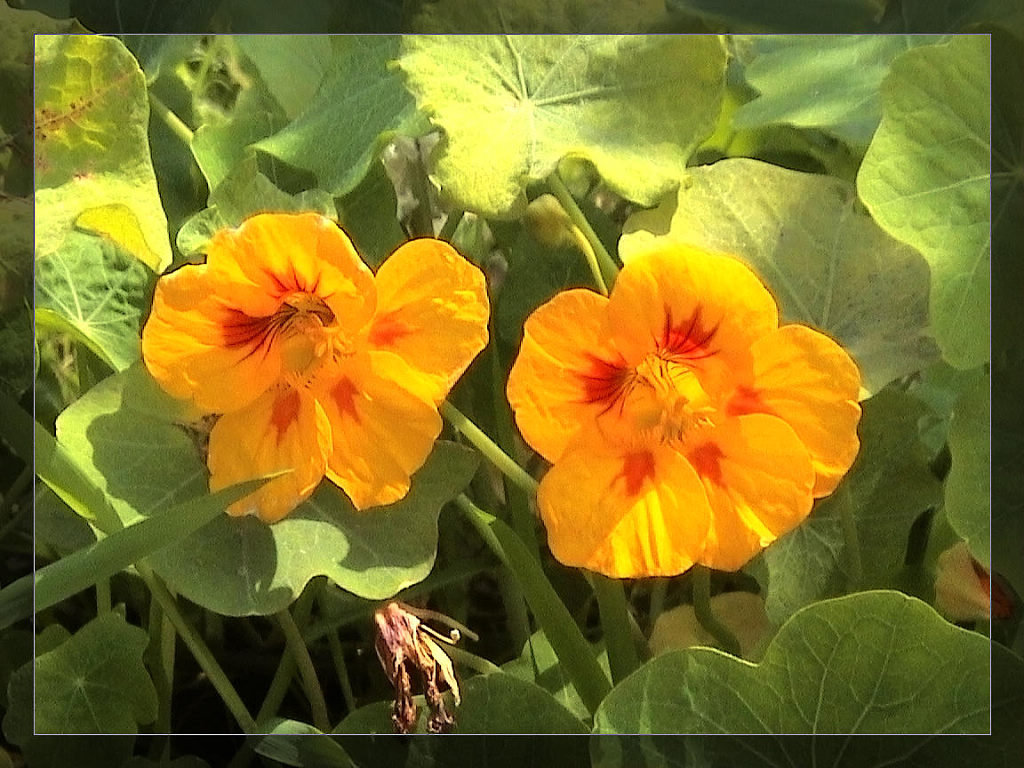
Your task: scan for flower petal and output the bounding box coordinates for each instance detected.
[316,351,443,510]
[686,414,815,571]
[729,325,861,497]
[506,288,622,463]
[538,434,712,578]
[207,212,376,334]
[606,245,778,397]
[142,264,283,413]
[208,386,332,523]
[368,238,489,402]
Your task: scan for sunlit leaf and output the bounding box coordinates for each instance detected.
[235,35,333,121]
[857,36,989,370]
[397,35,727,217]
[621,158,940,395]
[944,375,989,566]
[35,35,172,271]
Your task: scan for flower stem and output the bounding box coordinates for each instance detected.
[455,495,611,714]
[441,401,539,496]
[326,630,358,716]
[547,169,620,291]
[140,565,257,733]
[256,580,320,726]
[148,91,194,146]
[438,208,465,242]
[691,565,741,658]
[276,606,330,733]
[590,574,640,683]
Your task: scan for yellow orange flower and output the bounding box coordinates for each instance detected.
[507,244,861,578]
[142,212,489,522]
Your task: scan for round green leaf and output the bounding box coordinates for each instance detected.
[621,158,940,395]
[405,0,669,33]
[235,35,333,121]
[34,35,172,272]
[857,36,990,370]
[595,591,1000,734]
[55,365,479,615]
[397,35,727,217]
[945,374,990,565]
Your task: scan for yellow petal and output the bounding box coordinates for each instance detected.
[208,386,332,523]
[316,351,443,510]
[206,212,377,334]
[538,434,712,578]
[729,325,861,497]
[506,288,621,463]
[605,244,778,397]
[686,414,815,571]
[369,238,489,402]
[141,263,283,413]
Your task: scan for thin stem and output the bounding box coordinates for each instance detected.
[147,591,176,736]
[256,580,320,726]
[148,91,194,146]
[570,226,609,296]
[95,578,111,615]
[276,607,330,733]
[547,169,620,290]
[326,630,357,716]
[590,574,640,683]
[498,566,532,652]
[408,137,436,237]
[445,644,502,676]
[438,208,465,242]
[0,466,31,520]
[455,495,611,714]
[441,401,539,495]
[647,577,668,636]
[140,565,257,733]
[691,565,741,658]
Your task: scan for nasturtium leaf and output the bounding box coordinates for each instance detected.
[257,36,423,198]
[622,158,940,394]
[336,156,406,268]
[945,375,989,565]
[397,35,727,218]
[751,389,943,624]
[56,364,478,615]
[176,155,336,257]
[908,360,987,458]
[235,36,333,121]
[35,231,156,372]
[255,720,356,767]
[732,35,945,149]
[857,36,989,370]
[594,591,997,734]
[666,0,887,31]
[405,0,668,33]
[28,613,156,734]
[35,35,172,272]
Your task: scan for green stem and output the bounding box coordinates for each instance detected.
[836,485,862,589]
[647,577,668,636]
[276,607,330,733]
[498,566,532,652]
[408,137,436,237]
[547,170,620,290]
[441,401,539,495]
[569,226,609,296]
[326,630,357,716]
[256,581,320,726]
[438,209,465,242]
[0,466,31,521]
[147,592,176,736]
[140,565,257,733]
[95,578,111,615]
[148,91,194,146]
[445,644,502,676]
[590,574,640,683]
[691,566,741,658]
[455,495,611,714]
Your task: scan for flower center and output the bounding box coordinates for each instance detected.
[278,292,338,383]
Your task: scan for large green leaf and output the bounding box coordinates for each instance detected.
[594,591,1001,734]
[732,35,945,149]
[34,35,172,272]
[621,158,940,395]
[397,36,727,217]
[257,36,422,197]
[35,231,155,372]
[944,375,990,566]
[234,35,333,121]
[749,389,943,624]
[55,364,478,615]
[7,613,156,735]
[857,36,989,370]
[404,0,669,32]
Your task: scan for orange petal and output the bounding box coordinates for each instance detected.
[607,245,778,397]
[208,386,332,523]
[368,238,489,402]
[206,212,377,334]
[506,288,624,463]
[686,414,815,571]
[316,351,443,510]
[728,325,861,497]
[538,434,712,578]
[142,264,283,413]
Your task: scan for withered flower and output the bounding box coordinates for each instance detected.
[373,601,464,734]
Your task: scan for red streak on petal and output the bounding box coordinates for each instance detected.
[331,377,361,423]
[972,559,1014,620]
[270,390,300,441]
[660,306,718,360]
[689,441,725,486]
[618,451,656,498]
[577,354,631,405]
[368,312,414,347]
[726,385,772,417]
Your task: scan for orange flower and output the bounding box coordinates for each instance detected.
[506,244,861,577]
[142,212,489,522]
